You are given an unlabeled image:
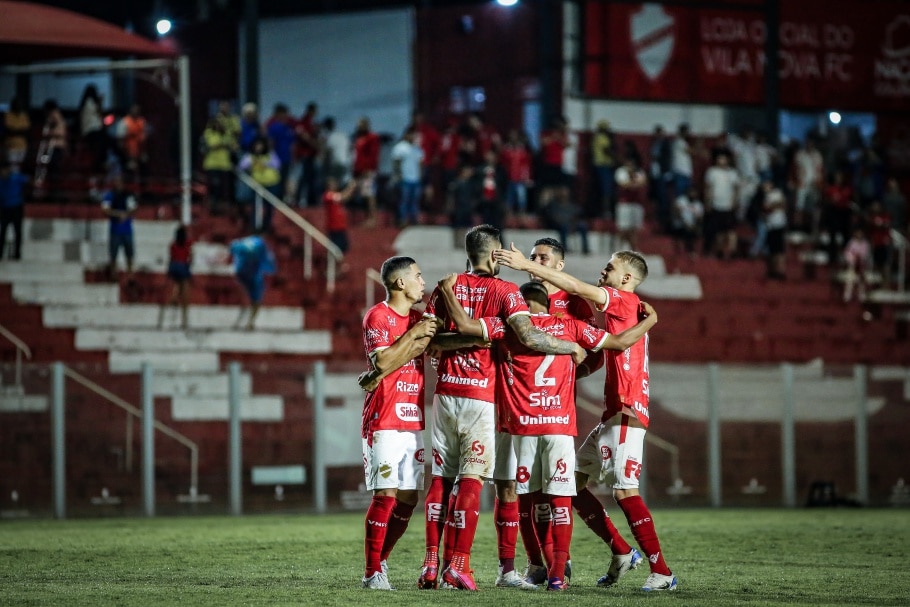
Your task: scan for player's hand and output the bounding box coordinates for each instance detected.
[438,273,458,291]
[492,242,527,270]
[358,370,381,392]
[571,344,587,366]
[639,301,657,323]
[412,317,439,340]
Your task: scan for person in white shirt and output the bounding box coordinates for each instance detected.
[703,151,740,259]
[391,127,425,227]
[320,116,351,183]
[671,123,693,202]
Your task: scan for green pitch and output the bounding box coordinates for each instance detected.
[1,508,907,606]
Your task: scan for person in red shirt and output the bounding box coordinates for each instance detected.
[358,256,439,590]
[353,117,381,225]
[501,130,534,225]
[539,117,570,206]
[438,119,463,201]
[494,246,678,592]
[822,170,855,266]
[411,111,441,207]
[418,224,586,592]
[322,176,356,257]
[159,225,192,330]
[436,275,657,590]
[867,200,893,287]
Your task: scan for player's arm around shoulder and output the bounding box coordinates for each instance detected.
[605,301,658,352]
[509,314,586,365]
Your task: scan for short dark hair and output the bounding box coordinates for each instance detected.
[520,281,550,310]
[533,237,565,259]
[465,224,501,266]
[380,256,416,289]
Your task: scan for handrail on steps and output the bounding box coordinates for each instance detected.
[365,268,383,312]
[0,323,32,392]
[235,169,343,293]
[62,365,200,495]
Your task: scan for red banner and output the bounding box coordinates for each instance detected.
[583,1,910,112]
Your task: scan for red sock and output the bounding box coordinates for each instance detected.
[573,487,632,555]
[495,498,519,571]
[424,476,451,557]
[617,495,671,575]
[364,495,395,577]
[518,493,544,566]
[380,500,415,562]
[449,478,483,564]
[442,480,459,564]
[548,495,573,582]
[532,499,554,567]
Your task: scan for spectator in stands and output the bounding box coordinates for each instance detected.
[539,116,571,207]
[0,161,28,260]
[230,230,276,330]
[294,102,321,208]
[755,131,777,184]
[822,170,855,267]
[201,117,237,215]
[704,151,740,259]
[3,97,31,171]
[438,118,462,203]
[854,144,885,207]
[78,84,108,175]
[101,173,138,281]
[391,126,424,227]
[410,111,441,207]
[464,112,501,166]
[239,102,262,154]
[117,104,148,190]
[238,136,281,232]
[762,180,788,281]
[867,200,893,288]
[648,125,673,231]
[591,119,618,219]
[671,123,694,207]
[882,177,906,238]
[501,129,534,226]
[352,116,381,226]
[323,176,357,261]
[842,226,871,302]
[671,185,703,258]
[791,137,823,234]
[727,128,760,223]
[265,103,295,201]
[615,154,648,251]
[543,186,590,255]
[36,99,67,200]
[447,163,476,248]
[321,117,351,183]
[159,224,193,330]
[561,118,580,199]
[214,100,241,147]
[476,150,507,234]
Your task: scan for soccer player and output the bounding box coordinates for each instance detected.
[418,224,586,591]
[359,256,439,590]
[493,246,679,592]
[436,276,658,590]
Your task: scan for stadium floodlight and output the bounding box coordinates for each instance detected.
[496,0,519,6]
[828,111,842,125]
[156,19,172,36]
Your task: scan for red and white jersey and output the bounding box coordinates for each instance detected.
[425,272,529,402]
[361,301,426,438]
[596,287,651,427]
[499,314,609,436]
[549,289,595,325]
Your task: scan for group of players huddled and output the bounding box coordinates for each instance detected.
[357,224,678,592]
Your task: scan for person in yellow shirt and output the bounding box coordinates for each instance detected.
[3,97,31,170]
[202,117,237,213]
[238,136,280,231]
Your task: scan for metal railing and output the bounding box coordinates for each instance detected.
[0,323,32,395]
[62,365,200,494]
[365,268,383,312]
[235,170,343,292]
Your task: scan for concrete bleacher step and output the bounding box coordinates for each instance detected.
[170,394,284,421]
[392,226,702,300]
[44,304,305,330]
[153,371,253,398]
[12,282,119,305]
[108,351,220,373]
[77,327,331,355]
[0,260,86,283]
[0,394,48,412]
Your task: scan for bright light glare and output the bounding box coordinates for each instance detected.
[156,19,172,36]
[829,111,842,125]
[496,0,519,6]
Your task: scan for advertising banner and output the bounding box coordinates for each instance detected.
[583,1,910,111]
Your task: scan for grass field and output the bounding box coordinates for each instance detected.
[1,508,908,606]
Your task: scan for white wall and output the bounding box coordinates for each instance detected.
[256,8,414,137]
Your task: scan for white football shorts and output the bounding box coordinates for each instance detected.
[513,434,577,496]
[362,428,426,491]
[575,415,646,490]
[430,394,495,479]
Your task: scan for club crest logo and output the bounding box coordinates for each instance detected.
[631,3,676,81]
